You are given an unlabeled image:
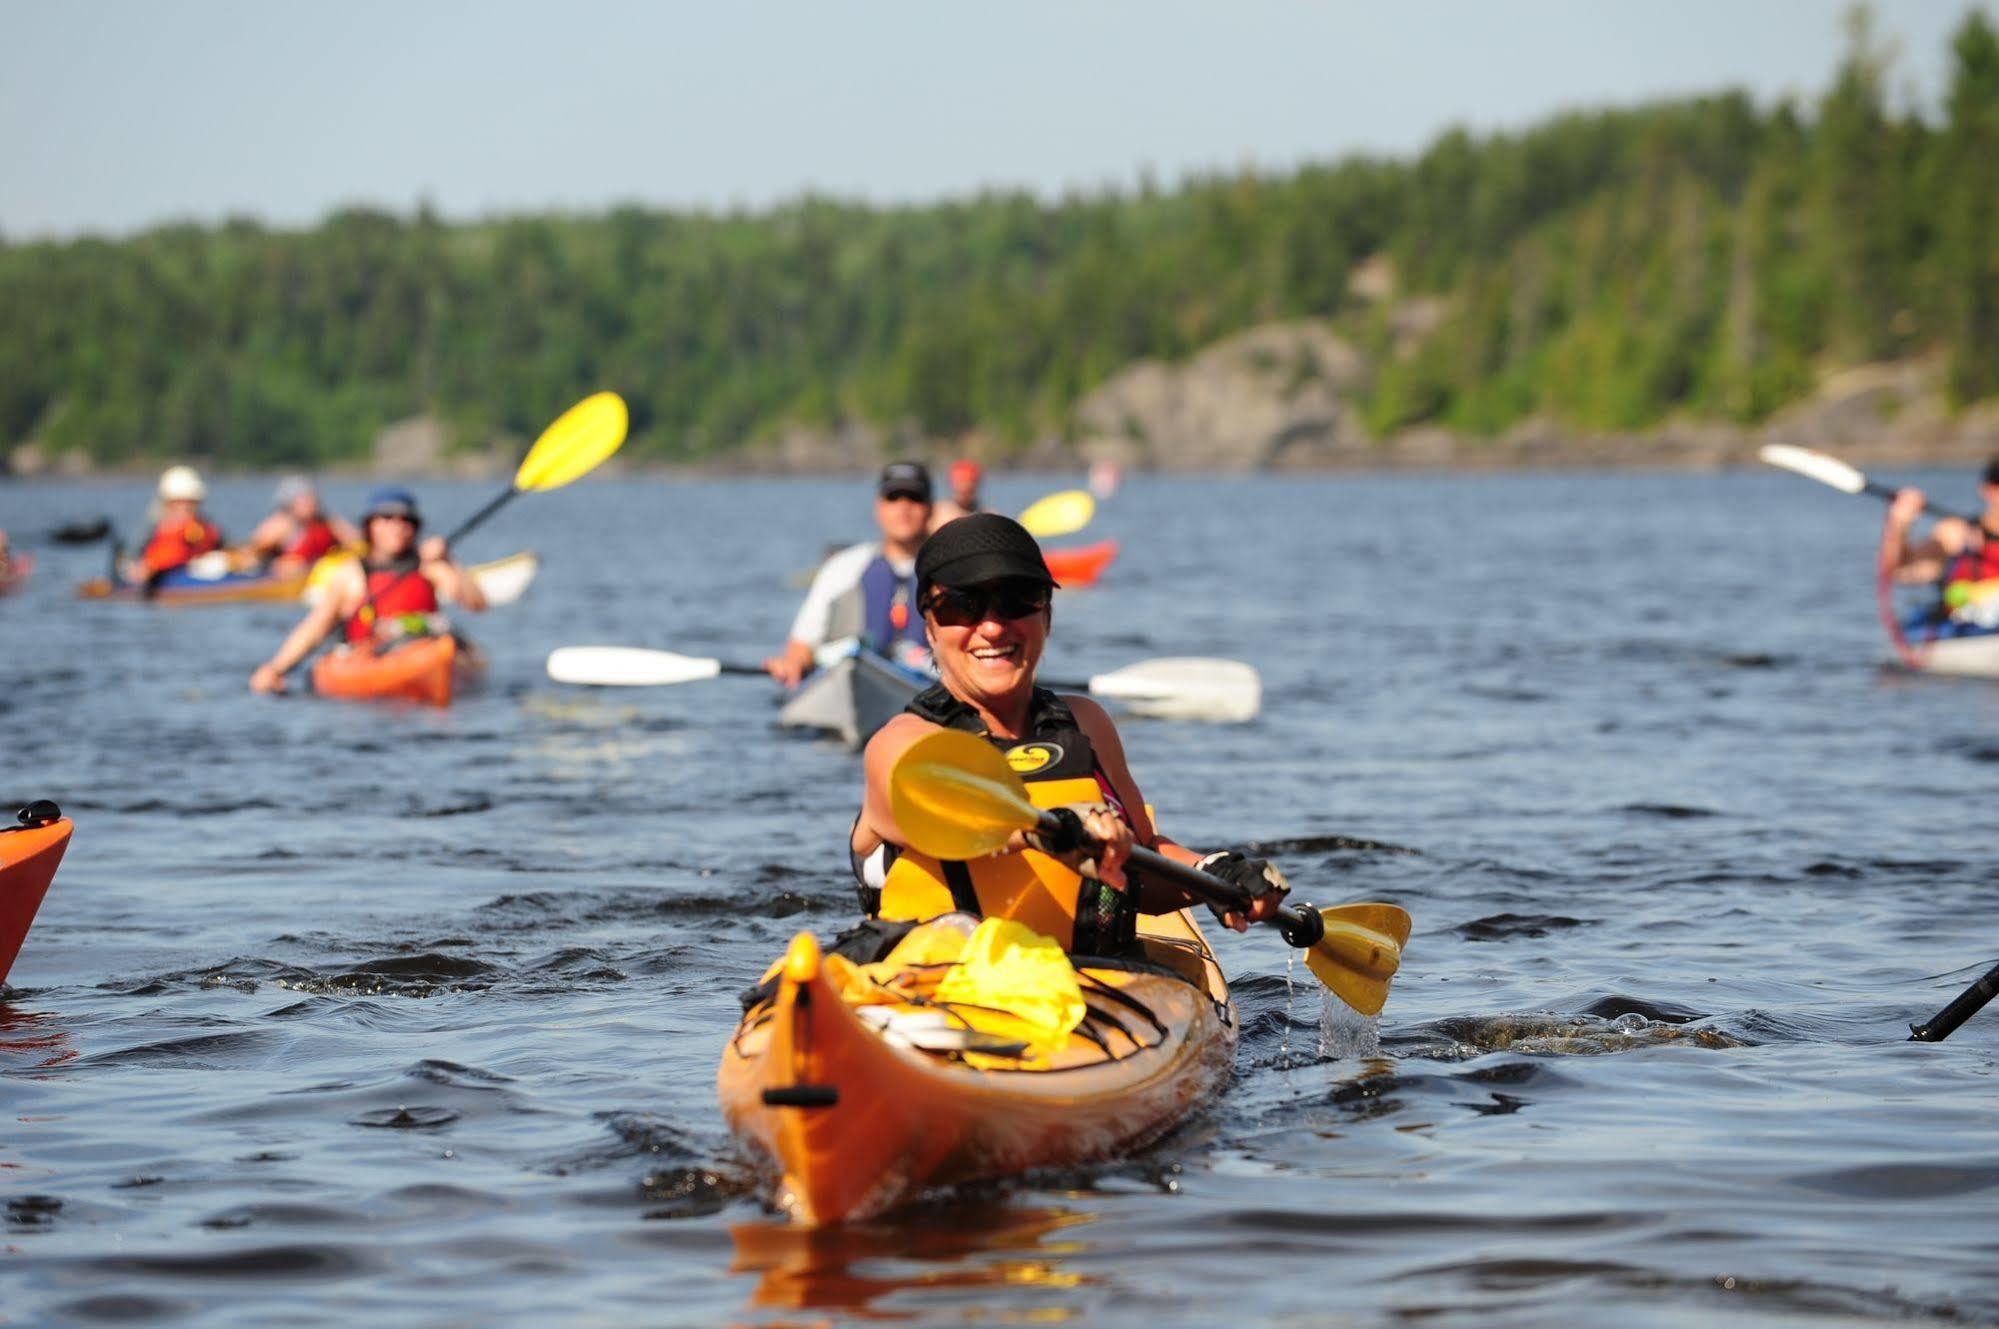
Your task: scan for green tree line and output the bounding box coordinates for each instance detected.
[3,9,1996,468]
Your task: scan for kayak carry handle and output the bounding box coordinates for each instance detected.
[17,800,60,828]
[761,1085,840,1108]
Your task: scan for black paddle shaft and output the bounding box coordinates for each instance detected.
[1033,807,1325,948]
[1859,480,1999,544]
[1909,959,1999,1042]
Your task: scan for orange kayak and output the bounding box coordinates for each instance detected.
[1,806,73,988]
[310,636,484,707]
[1043,540,1119,588]
[718,909,1234,1225]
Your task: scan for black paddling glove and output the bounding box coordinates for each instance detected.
[1195,851,1291,923]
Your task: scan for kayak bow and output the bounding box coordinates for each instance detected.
[1,804,72,988]
[719,910,1234,1226]
[310,636,485,707]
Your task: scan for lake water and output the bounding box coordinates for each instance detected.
[2,467,1996,1326]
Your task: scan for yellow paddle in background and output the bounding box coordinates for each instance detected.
[889,729,1411,1016]
[1017,489,1095,540]
[448,391,630,545]
[349,391,628,625]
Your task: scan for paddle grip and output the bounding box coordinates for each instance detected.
[1037,810,1320,941]
[1908,959,1999,1043]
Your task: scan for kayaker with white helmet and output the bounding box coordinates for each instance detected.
[929,458,984,530]
[249,486,486,694]
[764,462,935,687]
[241,475,360,574]
[850,512,1290,954]
[123,465,223,585]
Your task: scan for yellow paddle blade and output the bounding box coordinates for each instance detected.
[1303,902,1411,1017]
[1017,489,1095,540]
[889,729,1040,860]
[514,392,629,492]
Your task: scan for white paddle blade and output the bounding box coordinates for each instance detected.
[1087,658,1262,722]
[1759,444,1865,495]
[547,646,722,687]
[469,551,539,607]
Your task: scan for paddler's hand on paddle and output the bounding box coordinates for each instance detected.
[763,640,814,689]
[1018,804,1133,891]
[1888,487,1928,532]
[249,661,288,695]
[1195,851,1292,932]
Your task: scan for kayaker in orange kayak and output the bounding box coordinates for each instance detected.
[850,513,1290,954]
[1881,457,1999,584]
[764,462,934,687]
[929,458,984,529]
[240,476,360,575]
[249,487,486,694]
[122,466,224,585]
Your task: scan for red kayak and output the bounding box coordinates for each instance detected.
[1044,540,1119,588]
[2,804,72,988]
[310,636,484,707]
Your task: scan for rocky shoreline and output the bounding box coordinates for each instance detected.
[11,325,1998,483]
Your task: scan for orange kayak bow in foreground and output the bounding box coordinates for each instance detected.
[719,909,1234,1226]
[309,636,485,707]
[1,804,73,988]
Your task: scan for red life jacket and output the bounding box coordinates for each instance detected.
[282,516,339,562]
[1948,537,1999,584]
[345,563,440,643]
[140,514,223,573]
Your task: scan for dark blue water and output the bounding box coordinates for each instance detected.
[2,468,1996,1326]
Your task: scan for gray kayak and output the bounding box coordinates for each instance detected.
[777,649,929,748]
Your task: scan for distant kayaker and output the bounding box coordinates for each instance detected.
[764,462,934,687]
[1882,459,1999,586]
[123,466,224,584]
[249,486,486,694]
[240,475,361,574]
[849,513,1290,954]
[929,459,984,529]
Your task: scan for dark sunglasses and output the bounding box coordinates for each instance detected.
[925,581,1050,628]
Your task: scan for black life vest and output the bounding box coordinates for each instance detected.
[858,683,1137,954]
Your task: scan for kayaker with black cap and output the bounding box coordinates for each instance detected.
[249,486,486,694]
[241,475,361,575]
[850,512,1290,955]
[1882,456,1999,585]
[764,461,935,687]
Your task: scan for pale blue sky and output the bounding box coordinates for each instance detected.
[1,0,1987,240]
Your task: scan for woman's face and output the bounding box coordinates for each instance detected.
[926,578,1052,712]
[366,513,417,557]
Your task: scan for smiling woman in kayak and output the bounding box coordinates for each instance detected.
[851,513,1289,953]
[249,487,486,694]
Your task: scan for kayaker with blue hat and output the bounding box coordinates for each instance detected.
[764,461,936,687]
[249,486,486,694]
[849,512,1291,954]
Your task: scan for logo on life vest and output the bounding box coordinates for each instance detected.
[1005,743,1063,774]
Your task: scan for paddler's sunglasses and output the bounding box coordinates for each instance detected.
[925,581,1051,627]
